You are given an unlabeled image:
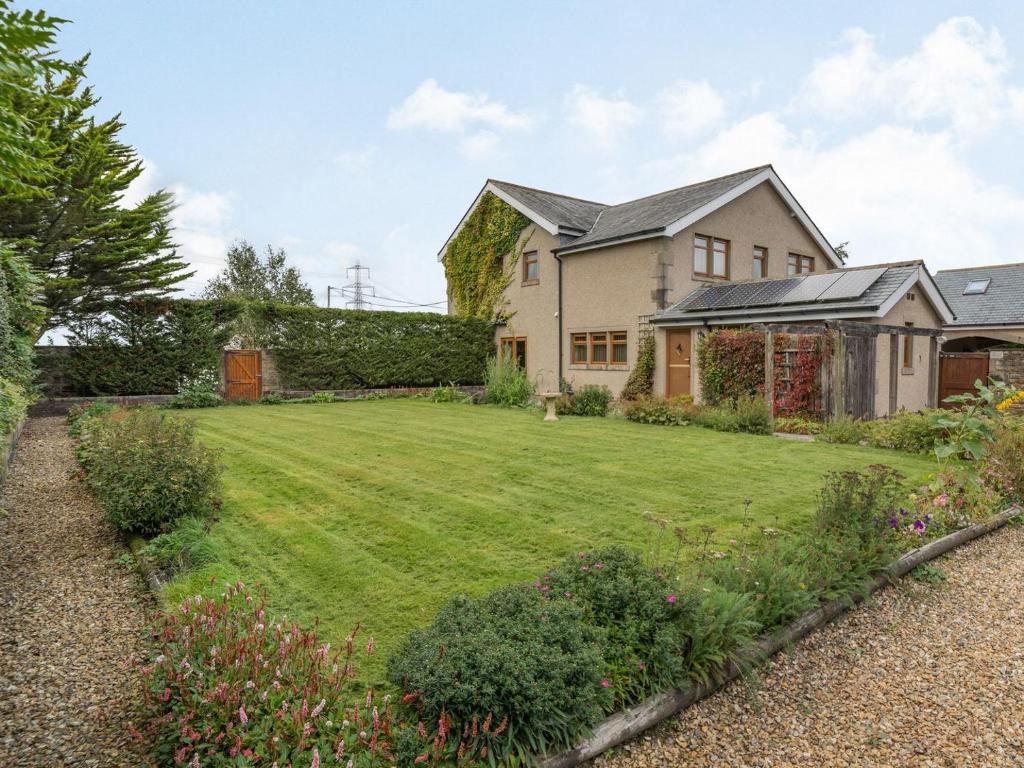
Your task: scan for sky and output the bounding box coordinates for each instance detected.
[32,1,1024,311]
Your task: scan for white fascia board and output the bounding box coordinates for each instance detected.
[436,181,559,261]
[943,324,1024,331]
[663,168,843,269]
[876,267,955,325]
[556,231,663,255]
[653,309,868,327]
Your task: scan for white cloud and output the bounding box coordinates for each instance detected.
[796,18,1024,137]
[647,111,1024,272]
[387,78,533,153]
[657,80,725,139]
[564,85,642,150]
[167,184,237,293]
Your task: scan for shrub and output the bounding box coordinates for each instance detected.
[308,391,337,403]
[980,425,1024,504]
[910,464,1000,532]
[865,410,935,453]
[621,334,655,400]
[697,329,765,406]
[135,583,396,767]
[557,384,612,417]
[66,400,115,437]
[78,408,221,535]
[683,586,759,686]
[259,391,284,405]
[693,396,772,435]
[772,415,822,435]
[623,397,689,426]
[0,377,28,438]
[542,547,699,709]
[817,415,865,444]
[388,585,604,760]
[139,516,215,576]
[168,368,224,409]
[427,383,472,404]
[483,356,535,407]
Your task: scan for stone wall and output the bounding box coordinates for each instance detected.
[990,349,1024,389]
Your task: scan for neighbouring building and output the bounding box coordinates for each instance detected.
[440,165,953,416]
[934,263,1024,399]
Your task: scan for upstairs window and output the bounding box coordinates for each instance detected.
[694,235,729,278]
[963,278,991,295]
[787,253,815,275]
[523,251,539,283]
[753,246,767,279]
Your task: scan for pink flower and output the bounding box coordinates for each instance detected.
[564,591,573,598]
[311,747,320,768]
[638,662,646,671]
[666,594,677,604]
[238,705,248,725]
[367,636,375,655]
[601,678,610,688]
[188,755,200,768]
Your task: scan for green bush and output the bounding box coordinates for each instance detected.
[483,356,535,407]
[139,516,215,575]
[621,335,655,400]
[168,369,224,409]
[66,400,115,436]
[623,396,689,426]
[428,382,472,403]
[683,586,759,685]
[772,415,822,435]
[388,585,604,760]
[982,425,1024,504]
[259,391,284,405]
[557,384,612,417]
[693,396,772,435]
[255,303,494,390]
[865,410,935,453]
[308,391,336,403]
[817,415,866,444]
[50,299,241,396]
[78,408,222,535]
[543,547,698,709]
[0,377,28,439]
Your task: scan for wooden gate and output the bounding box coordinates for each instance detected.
[939,352,989,407]
[224,350,262,401]
[842,333,876,420]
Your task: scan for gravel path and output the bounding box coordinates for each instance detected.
[598,522,1024,768]
[0,417,150,767]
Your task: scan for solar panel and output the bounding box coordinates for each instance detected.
[818,268,886,301]
[777,273,844,304]
[745,278,803,306]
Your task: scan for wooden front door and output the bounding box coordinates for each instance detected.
[939,352,989,407]
[225,350,262,401]
[665,329,692,397]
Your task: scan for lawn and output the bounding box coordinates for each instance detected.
[173,399,935,683]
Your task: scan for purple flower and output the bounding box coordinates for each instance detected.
[914,519,926,534]
[899,507,908,517]
[889,517,899,529]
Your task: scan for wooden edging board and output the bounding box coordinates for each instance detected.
[542,505,1022,768]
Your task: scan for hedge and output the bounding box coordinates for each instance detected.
[253,303,494,390]
[40,299,242,396]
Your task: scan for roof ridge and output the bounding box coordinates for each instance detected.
[604,164,772,209]
[936,262,1024,273]
[487,179,607,207]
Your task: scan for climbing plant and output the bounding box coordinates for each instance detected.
[621,334,655,400]
[443,192,531,320]
[773,333,828,417]
[697,329,765,405]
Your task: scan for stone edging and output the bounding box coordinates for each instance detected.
[541,505,1023,768]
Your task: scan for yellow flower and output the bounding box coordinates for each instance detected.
[996,390,1024,412]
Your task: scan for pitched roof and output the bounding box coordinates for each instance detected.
[487,180,606,234]
[934,263,1024,327]
[557,166,769,251]
[653,261,954,326]
[439,165,843,268]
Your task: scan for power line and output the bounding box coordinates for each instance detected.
[339,287,446,308]
[344,262,374,310]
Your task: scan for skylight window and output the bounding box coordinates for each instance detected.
[963,278,991,295]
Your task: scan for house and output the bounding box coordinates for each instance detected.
[934,264,1024,399]
[652,261,953,418]
[439,165,949,415]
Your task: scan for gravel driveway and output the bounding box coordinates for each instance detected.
[0,417,150,767]
[597,522,1024,768]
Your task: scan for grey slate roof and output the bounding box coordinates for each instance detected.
[934,264,1024,327]
[653,262,922,325]
[488,180,606,234]
[558,166,770,251]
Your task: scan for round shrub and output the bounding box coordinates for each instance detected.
[864,409,935,453]
[79,408,221,535]
[543,546,699,709]
[623,396,689,426]
[557,384,613,417]
[387,585,604,760]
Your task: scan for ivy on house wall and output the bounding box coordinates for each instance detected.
[443,192,531,320]
[621,334,655,400]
